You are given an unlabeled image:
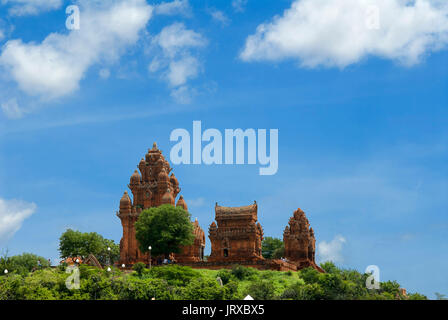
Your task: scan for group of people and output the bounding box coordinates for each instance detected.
[154,253,176,266]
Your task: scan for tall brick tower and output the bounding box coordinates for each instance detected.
[283,208,323,272]
[116,143,204,265]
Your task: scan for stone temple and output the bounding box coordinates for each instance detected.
[116,143,205,265]
[116,144,323,272]
[208,202,264,263]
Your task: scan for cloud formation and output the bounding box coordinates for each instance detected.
[0,0,153,117]
[317,235,346,263]
[240,0,448,68]
[149,22,207,103]
[209,9,230,26]
[0,197,36,244]
[232,0,248,13]
[1,98,23,119]
[154,0,191,17]
[2,0,63,16]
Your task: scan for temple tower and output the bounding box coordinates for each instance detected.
[116,143,204,265]
[208,201,264,262]
[283,208,323,272]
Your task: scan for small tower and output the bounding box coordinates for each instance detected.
[283,208,323,272]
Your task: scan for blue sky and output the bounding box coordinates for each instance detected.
[0,0,447,298]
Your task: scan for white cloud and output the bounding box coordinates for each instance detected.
[2,0,63,16]
[317,235,346,263]
[1,98,23,119]
[149,22,207,103]
[209,9,230,26]
[240,0,448,68]
[0,0,153,114]
[154,0,191,16]
[232,0,248,13]
[154,22,206,58]
[0,197,36,244]
[167,55,200,86]
[170,85,196,104]
[0,29,4,41]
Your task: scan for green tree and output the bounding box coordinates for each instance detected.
[58,229,119,265]
[261,237,284,259]
[134,204,194,258]
[1,253,50,276]
[272,246,285,259]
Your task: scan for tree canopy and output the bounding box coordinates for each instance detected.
[134,204,194,257]
[58,229,119,265]
[261,237,284,259]
[0,252,50,276]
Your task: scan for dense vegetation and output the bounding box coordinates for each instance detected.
[134,204,194,257]
[59,229,120,265]
[261,237,285,259]
[0,262,428,300]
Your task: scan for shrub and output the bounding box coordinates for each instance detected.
[246,280,276,300]
[146,265,200,286]
[217,269,232,285]
[118,278,174,300]
[132,262,146,277]
[230,265,258,281]
[180,278,224,300]
[223,281,241,300]
[299,267,320,284]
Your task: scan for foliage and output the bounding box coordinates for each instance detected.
[246,280,276,300]
[408,292,428,300]
[58,229,119,265]
[230,265,258,281]
[0,252,50,276]
[217,269,232,285]
[132,262,146,277]
[180,278,224,300]
[134,205,194,257]
[0,254,428,300]
[144,265,200,286]
[272,246,285,259]
[261,237,284,259]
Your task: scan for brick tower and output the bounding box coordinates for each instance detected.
[208,201,264,263]
[116,143,204,265]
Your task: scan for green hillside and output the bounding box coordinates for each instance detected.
[0,262,427,300]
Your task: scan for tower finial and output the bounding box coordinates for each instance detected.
[153,142,157,150]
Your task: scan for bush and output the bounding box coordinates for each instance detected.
[180,278,224,300]
[146,265,200,286]
[230,265,258,281]
[299,267,320,284]
[223,281,241,300]
[132,262,146,277]
[118,278,174,300]
[217,269,232,285]
[317,273,345,300]
[246,280,276,300]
